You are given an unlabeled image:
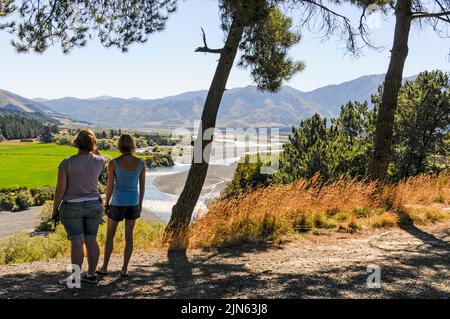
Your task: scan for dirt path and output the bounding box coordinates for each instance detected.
[0,207,42,239]
[0,221,449,299]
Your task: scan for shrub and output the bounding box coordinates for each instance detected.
[0,226,70,265]
[0,193,15,211]
[54,134,72,146]
[0,207,165,265]
[14,191,33,211]
[0,186,55,212]
[30,186,54,206]
[35,201,54,232]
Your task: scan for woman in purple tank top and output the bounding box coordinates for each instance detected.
[52,129,106,285]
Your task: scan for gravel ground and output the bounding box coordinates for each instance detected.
[0,221,449,299]
[0,207,42,239]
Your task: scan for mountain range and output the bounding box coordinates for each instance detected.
[1,73,418,128]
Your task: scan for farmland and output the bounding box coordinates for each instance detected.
[0,142,120,188]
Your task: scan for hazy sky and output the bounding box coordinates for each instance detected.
[0,0,448,99]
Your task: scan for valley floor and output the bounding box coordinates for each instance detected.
[0,221,449,299]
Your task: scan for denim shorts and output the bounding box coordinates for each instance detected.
[60,200,104,240]
[107,205,141,222]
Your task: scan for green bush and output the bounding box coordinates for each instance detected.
[30,186,54,206]
[0,186,54,212]
[13,191,33,211]
[0,226,70,265]
[35,201,54,232]
[0,193,15,211]
[54,134,72,146]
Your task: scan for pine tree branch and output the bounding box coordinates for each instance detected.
[195,27,223,54]
[412,11,450,22]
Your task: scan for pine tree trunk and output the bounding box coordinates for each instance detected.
[367,0,412,182]
[164,19,245,249]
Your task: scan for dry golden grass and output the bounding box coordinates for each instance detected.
[188,173,450,248]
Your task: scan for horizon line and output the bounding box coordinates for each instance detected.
[9,69,443,101]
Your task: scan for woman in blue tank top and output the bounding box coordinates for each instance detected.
[98,133,146,277]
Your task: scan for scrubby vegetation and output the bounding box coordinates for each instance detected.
[0,186,54,212]
[0,173,448,264]
[189,173,450,248]
[55,129,178,151]
[0,202,164,265]
[145,152,174,168]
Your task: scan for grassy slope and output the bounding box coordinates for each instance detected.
[0,142,121,188]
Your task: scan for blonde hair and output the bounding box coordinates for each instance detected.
[118,133,136,154]
[73,129,96,151]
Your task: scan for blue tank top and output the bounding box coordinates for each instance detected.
[110,158,143,206]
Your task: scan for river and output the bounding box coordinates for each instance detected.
[138,135,286,223]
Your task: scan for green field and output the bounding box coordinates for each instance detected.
[0,142,121,188]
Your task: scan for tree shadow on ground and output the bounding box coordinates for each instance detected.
[398,215,450,250]
[0,228,449,299]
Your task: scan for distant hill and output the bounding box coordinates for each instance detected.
[3,73,423,128]
[0,89,59,123]
[0,90,88,125]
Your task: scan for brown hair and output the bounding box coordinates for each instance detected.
[73,129,97,152]
[118,133,136,154]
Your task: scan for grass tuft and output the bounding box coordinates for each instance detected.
[189,173,450,248]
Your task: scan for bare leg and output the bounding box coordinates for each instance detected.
[123,219,136,274]
[84,237,100,277]
[99,218,119,273]
[70,239,84,271]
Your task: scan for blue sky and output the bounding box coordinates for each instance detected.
[0,0,448,99]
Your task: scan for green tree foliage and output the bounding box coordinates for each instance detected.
[238,6,305,92]
[276,71,449,184]
[0,0,177,53]
[226,70,449,194]
[0,113,44,139]
[389,70,450,180]
[224,155,271,197]
[0,128,5,142]
[41,125,54,143]
[352,0,450,182]
[274,103,376,183]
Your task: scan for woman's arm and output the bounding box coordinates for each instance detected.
[104,161,115,209]
[53,168,67,218]
[139,159,146,212]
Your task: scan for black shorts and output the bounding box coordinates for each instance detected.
[107,205,141,222]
